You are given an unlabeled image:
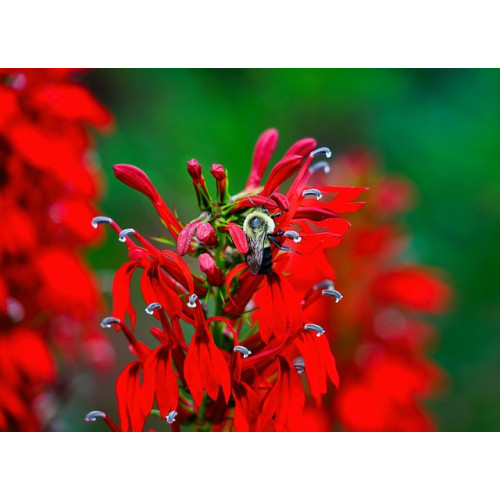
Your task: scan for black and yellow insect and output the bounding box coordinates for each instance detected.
[243,206,291,275]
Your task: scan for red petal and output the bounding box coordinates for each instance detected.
[284,138,317,157]
[176,220,202,255]
[226,223,249,254]
[262,155,304,196]
[112,261,138,329]
[245,128,279,189]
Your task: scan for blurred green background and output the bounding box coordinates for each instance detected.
[65,69,500,431]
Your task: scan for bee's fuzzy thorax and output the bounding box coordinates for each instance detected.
[242,208,275,236]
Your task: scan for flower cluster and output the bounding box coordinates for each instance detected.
[295,150,452,431]
[88,129,367,431]
[0,69,114,430]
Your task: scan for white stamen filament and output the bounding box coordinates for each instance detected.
[283,230,302,243]
[187,294,198,308]
[322,288,343,303]
[304,323,325,337]
[166,410,178,424]
[118,228,135,242]
[293,357,305,374]
[85,410,106,423]
[233,345,252,358]
[302,188,323,200]
[308,161,331,174]
[91,216,113,228]
[310,147,332,159]
[145,302,162,315]
[100,317,121,328]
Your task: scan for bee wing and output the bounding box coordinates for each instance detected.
[246,231,268,275]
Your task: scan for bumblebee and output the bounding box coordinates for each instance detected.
[243,206,291,275]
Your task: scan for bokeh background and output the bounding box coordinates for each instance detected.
[62,69,500,431]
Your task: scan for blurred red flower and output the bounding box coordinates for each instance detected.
[0,69,114,430]
[305,150,452,431]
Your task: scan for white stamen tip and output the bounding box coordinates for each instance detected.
[302,188,323,200]
[233,345,252,358]
[118,228,135,242]
[166,410,178,424]
[92,216,113,228]
[145,302,162,315]
[6,297,25,322]
[187,294,198,308]
[283,230,302,243]
[309,161,331,175]
[322,289,343,303]
[85,410,106,423]
[304,323,325,337]
[100,316,121,328]
[311,147,332,159]
[293,357,305,374]
[313,280,334,291]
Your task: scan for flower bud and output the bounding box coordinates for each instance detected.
[187,159,211,210]
[196,222,218,247]
[198,253,224,286]
[113,164,160,205]
[210,163,228,203]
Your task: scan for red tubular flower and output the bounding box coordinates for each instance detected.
[183,296,231,409]
[92,128,368,432]
[0,69,114,431]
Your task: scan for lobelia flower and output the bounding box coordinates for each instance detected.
[0,69,114,430]
[296,149,452,431]
[88,128,368,432]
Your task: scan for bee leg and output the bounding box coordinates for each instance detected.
[268,235,293,252]
[271,211,287,219]
[270,230,284,237]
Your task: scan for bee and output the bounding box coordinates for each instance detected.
[243,204,291,275]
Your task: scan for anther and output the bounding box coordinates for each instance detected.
[85,410,106,423]
[308,161,331,174]
[322,288,343,303]
[100,316,121,328]
[145,302,162,315]
[302,188,323,200]
[233,345,252,358]
[187,294,198,308]
[304,323,325,337]
[283,230,302,243]
[118,228,135,242]
[293,357,305,374]
[166,410,178,424]
[91,216,113,228]
[310,147,332,159]
[313,279,334,291]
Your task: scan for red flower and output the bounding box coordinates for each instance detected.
[0,69,113,430]
[90,128,367,431]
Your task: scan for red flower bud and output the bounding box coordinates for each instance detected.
[210,164,228,204]
[186,159,211,210]
[113,164,160,205]
[187,159,203,180]
[197,222,218,247]
[198,253,224,286]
